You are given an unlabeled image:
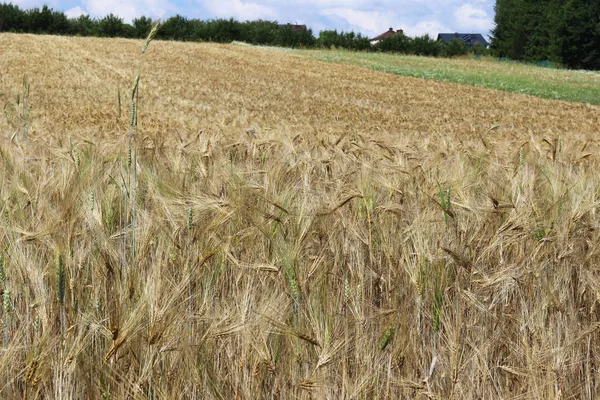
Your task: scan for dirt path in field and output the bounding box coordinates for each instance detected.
[0,34,598,148]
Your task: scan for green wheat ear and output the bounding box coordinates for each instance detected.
[379,326,395,351]
[142,23,161,55]
[519,147,525,166]
[438,186,451,227]
[131,74,141,101]
[344,277,350,299]
[558,136,563,154]
[129,74,141,127]
[187,208,193,231]
[3,289,10,315]
[0,255,5,287]
[282,257,300,305]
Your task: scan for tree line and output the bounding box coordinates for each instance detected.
[0,4,315,47]
[2,3,483,58]
[492,0,600,70]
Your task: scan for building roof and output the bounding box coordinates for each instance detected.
[370,28,404,43]
[437,33,489,47]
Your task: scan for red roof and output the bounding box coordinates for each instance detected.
[370,28,404,42]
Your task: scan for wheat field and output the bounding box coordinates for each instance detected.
[1,33,600,399]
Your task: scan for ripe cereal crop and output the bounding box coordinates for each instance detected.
[0,33,599,398]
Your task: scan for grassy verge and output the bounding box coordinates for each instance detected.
[305,49,600,105]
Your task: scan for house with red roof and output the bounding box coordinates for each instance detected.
[370,28,404,44]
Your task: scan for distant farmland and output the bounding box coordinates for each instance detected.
[307,48,600,105]
[1,33,599,399]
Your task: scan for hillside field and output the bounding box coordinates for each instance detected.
[306,49,600,105]
[1,33,600,399]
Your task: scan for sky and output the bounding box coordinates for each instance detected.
[10,0,496,39]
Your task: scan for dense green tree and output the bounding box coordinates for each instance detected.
[317,30,341,48]
[559,0,600,69]
[50,9,70,34]
[133,16,153,38]
[291,27,316,48]
[241,20,278,44]
[0,3,26,32]
[374,34,412,53]
[444,39,468,57]
[492,0,526,59]
[70,14,99,36]
[317,30,370,50]
[518,0,563,61]
[160,15,194,41]
[470,42,490,56]
[26,5,53,33]
[276,25,298,47]
[412,34,443,57]
[208,18,242,42]
[492,0,599,69]
[98,13,126,38]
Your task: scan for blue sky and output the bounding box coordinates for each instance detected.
[10,0,496,39]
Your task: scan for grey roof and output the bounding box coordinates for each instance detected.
[437,33,489,47]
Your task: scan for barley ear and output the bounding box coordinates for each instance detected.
[117,87,122,119]
[56,252,65,305]
[89,192,95,213]
[187,208,193,231]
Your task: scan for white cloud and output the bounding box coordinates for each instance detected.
[202,0,278,21]
[81,0,173,23]
[319,7,449,38]
[10,0,61,8]
[314,1,494,36]
[65,6,88,19]
[399,20,449,38]
[320,8,396,36]
[453,4,494,32]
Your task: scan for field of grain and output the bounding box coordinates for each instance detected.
[1,33,600,399]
